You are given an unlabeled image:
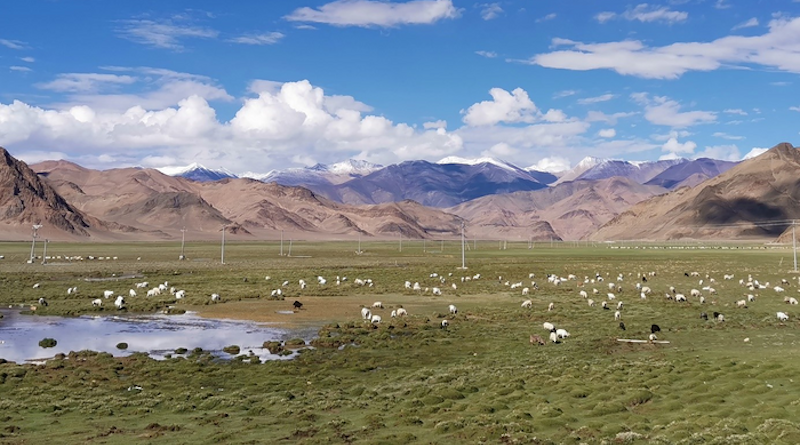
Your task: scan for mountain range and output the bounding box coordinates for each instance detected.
[0,143,793,242]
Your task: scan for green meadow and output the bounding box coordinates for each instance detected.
[1,239,800,444]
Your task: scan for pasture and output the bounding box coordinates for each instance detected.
[1,239,800,444]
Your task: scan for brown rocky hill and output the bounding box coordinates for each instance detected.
[449,176,666,240]
[0,148,97,239]
[30,159,464,240]
[591,142,800,241]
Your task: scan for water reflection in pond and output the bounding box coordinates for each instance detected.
[0,309,318,364]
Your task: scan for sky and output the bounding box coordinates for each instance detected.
[1,0,798,174]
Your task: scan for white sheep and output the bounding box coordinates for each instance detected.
[699,296,706,304]
[211,293,220,302]
[556,328,570,339]
[736,299,748,308]
[32,283,40,289]
[404,281,412,289]
[614,310,621,320]
[542,322,555,332]
[129,289,136,298]
[451,283,458,290]
[549,331,558,343]
[587,299,595,307]
[649,333,657,342]
[617,301,623,310]
[775,286,785,293]
[391,310,397,318]
[521,300,533,308]
[675,294,687,302]
[432,287,442,296]
[449,304,458,315]
[396,308,408,317]
[640,292,647,300]
[690,289,701,297]
[371,314,382,324]
[747,294,755,302]
[717,313,725,322]
[607,293,616,300]
[175,290,186,299]
[579,290,588,299]
[787,297,799,305]
[91,298,102,307]
[777,311,789,321]
[361,307,372,320]
[641,286,651,294]
[103,290,114,298]
[114,295,125,309]
[522,287,529,296]
[547,302,554,312]
[441,319,449,329]
[372,301,384,309]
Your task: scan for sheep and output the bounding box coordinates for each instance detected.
[614,310,621,320]
[542,322,555,332]
[114,295,125,309]
[521,300,533,308]
[452,283,458,290]
[617,301,624,310]
[640,292,647,300]
[775,286,785,293]
[690,289,701,297]
[651,324,661,334]
[747,294,755,302]
[736,299,748,308]
[175,290,186,300]
[549,331,559,343]
[129,289,137,298]
[317,276,327,285]
[579,290,588,299]
[372,301,384,309]
[404,281,412,289]
[699,296,706,304]
[136,282,148,288]
[675,294,687,302]
[547,302,555,312]
[787,297,799,305]
[391,310,397,318]
[299,279,307,290]
[103,290,114,298]
[361,307,372,320]
[396,308,408,317]
[529,335,545,345]
[91,298,103,307]
[449,304,458,315]
[649,333,658,342]
[700,312,708,320]
[412,282,421,291]
[607,292,616,300]
[432,287,442,296]
[37,297,48,307]
[371,314,382,324]
[556,328,570,339]
[441,319,449,329]
[211,293,220,302]
[522,287,529,296]
[641,286,651,294]
[601,301,609,310]
[587,299,595,307]
[777,311,790,321]
[32,283,40,289]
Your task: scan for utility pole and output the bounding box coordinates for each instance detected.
[29,224,42,263]
[221,224,227,264]
[357,232,362,254]
[793,220,797,273]
[399,232,402,252]
[280,230,284,256]
[180,227,186,260]
[460,221,467,269]
[41,239,48,265]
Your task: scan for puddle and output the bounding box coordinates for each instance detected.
[0,309,318,364]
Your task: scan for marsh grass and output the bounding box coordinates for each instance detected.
[1,240,800,443]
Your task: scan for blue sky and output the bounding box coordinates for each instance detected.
[1,0,798,174]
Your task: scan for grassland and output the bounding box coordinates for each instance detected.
[2,239,800,444]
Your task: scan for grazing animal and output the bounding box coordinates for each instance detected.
[432,287,442,296]
[649,333,658,342]
[542,322,555,332]
[556,328,570,339]
[441,319,449,329]
[587,299,595,307]
[32,283,40,289]
[675,294,687,302]
[617,301,623,310]
[651,324,661,334]
[103,290,114,298]
[114,295,125,309]
[175,290,186,299]
[614,310,621,320]
[396,308,408,317]
[547,302,555,312]
[371,314,382,324]
[211,293,220,302]
[700,312,708,320]
[619,322,626,331]
[372,302,384,309]
[777,311,789,321]
[91,298,102,307]
[716,313,725,322]
[391,310,397,318]
[521,300,533,308]
[449,304,458,315]
[37,297,48,307]
[293,300,303,310]
[549,331,558,343]
[361,307,372,320]
[522,287,529,296]
[529,334,545,345]
[736,300,748,308]
[579,290,588,299]
[129,289,136,298]
[787,297,799,305]
[601,301,609,310]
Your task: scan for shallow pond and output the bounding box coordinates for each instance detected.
[0,309,319,364]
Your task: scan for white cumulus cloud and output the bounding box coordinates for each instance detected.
[285,0,460,27]
[462,87,538,126]
[598,128,616,138]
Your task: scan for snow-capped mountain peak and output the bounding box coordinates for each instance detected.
[437,156,517,172]
[328,159,383,175]
[156,163,237,182]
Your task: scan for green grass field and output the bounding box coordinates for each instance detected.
[2,239,800,444]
